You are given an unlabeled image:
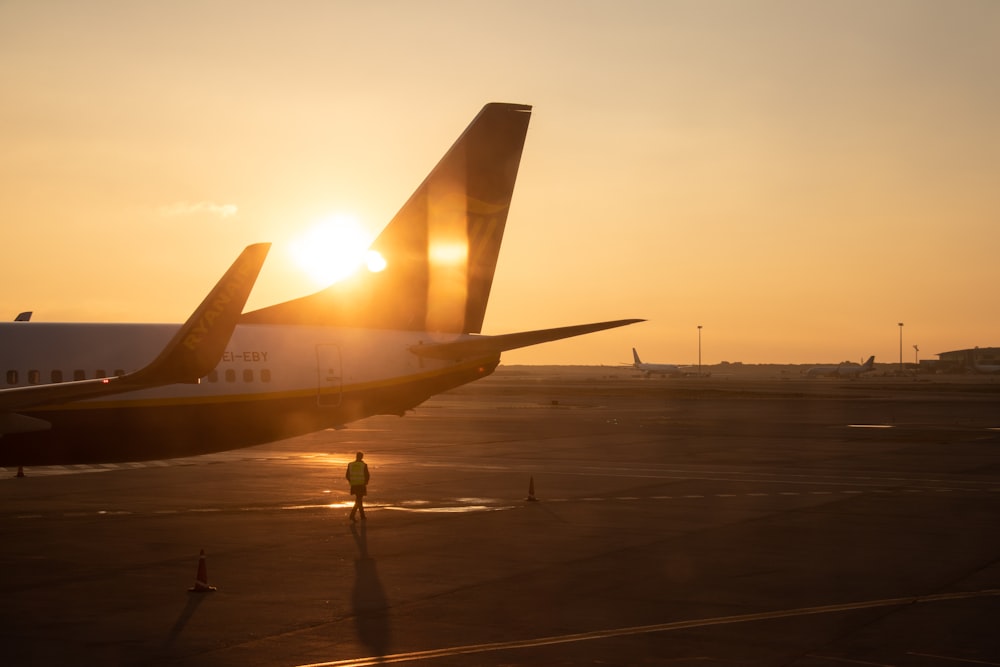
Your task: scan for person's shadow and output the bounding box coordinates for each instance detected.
[350,521,391,658]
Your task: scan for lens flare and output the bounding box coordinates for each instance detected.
[289,214,373,287]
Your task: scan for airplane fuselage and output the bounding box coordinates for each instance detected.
[0,322,497,465]
[0,104,640,467]
[635,363,682,376]
[806,363,873,378]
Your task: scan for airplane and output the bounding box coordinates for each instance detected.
[628,348,689,377]
[0,102,641,467]
[805,355,876,378]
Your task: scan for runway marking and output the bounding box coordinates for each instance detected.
[0,450,349,479]
[384,505,514,514]
[805,655,894,666]
[907,652,1000,665]
[9,499,506,521]
[296,589,1000,667]
[10,480,1000,520]
[9,478,1000,522]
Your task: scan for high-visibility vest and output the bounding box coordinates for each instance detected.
[347,461,367,486]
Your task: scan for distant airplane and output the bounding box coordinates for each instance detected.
[0,102,641,466]
[806,355,876,378]
[629,348,689,377]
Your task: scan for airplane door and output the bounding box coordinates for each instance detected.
[316,344,342,407]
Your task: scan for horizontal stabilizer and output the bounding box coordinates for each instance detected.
[0,243,269,415]
[409,319,644,361]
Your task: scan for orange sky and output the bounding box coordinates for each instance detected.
[1,1,997,365]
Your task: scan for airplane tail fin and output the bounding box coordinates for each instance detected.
[242,103,532,333]
[632,348,642,365]
[863,355,875,368]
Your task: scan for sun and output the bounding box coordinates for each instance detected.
[288,214,381,287]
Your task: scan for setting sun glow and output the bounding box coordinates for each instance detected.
[2,4,997,364]
[288,215,375,287]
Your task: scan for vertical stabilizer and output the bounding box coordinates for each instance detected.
[242,103,532,332]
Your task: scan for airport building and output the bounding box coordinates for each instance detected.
[922,347,1000,373]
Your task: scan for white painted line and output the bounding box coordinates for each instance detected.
[906,651,1000,666]
[296,589,1000,667]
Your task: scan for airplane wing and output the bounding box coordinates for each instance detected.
[0,243,270,416]
[408,319,644,361]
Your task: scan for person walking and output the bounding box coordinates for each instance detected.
[346,451,370,522]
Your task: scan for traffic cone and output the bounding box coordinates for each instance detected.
[188,549,217,592]
[15,466,25,478]
[526,476,539,502]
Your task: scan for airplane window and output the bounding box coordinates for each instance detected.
[207,370,218,383]
[243,369,253,383]
[95,370,107,379]
[28,370,41,384]
[51,370,64,383]
[114,369,125,377]
[225,369,236,383]
[73,370,86,381]
[261,369,271,382]
[6,370,17,385]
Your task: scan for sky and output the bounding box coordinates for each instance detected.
[1,0,997,365]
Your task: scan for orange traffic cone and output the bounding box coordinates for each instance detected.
[188,549,217,592]
[526,476,539,502]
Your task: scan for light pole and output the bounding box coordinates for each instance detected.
[697,325,703,377]
[898,322,904,373]
[913,344,919,366]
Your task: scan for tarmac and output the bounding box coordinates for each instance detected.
[2,367,1000,666]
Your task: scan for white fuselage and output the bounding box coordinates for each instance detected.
[806,363,872,378]
[0,322,496,465]
[634,362,682,376]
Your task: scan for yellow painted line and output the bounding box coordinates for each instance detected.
[906,651,1000,666]
[296,589,1000,667]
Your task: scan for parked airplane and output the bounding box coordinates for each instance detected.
[806,355,876,378]
[629,348,689,377]
[0,103,641,466]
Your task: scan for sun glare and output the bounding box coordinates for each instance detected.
[289,214,376,287]
[365,250,387,273]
